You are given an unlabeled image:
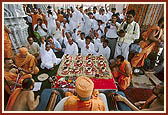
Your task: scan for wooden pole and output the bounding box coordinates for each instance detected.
[154,4,162,24]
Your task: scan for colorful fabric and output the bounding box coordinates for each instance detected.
[64,91,105,111]
[4,29,13,59]
[5,88,22,111]
[75,76,94,98]
[31,14,42,28]
[15,52,39,74]
[131,25,163,67]
[112,60,133,90]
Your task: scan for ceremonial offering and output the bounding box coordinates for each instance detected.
[38,73,49,81]
[57,54,112,79]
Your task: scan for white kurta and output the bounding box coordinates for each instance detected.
[93,38,102,52]
[33,24,48,37]
[81,42,97,56]
[98,46,111,61]
[64,37,78,56]
[40,42,61,69]
[46,11,57,35]
[83,14,94,36]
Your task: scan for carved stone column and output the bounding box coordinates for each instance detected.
[4,4,29,54]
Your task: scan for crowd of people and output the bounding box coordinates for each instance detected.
[4,4,164,111]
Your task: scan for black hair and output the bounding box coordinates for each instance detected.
[93,6,97,10]
[101,9,105,12]
[112,8,116,11]
[123,8,126,10]
[22,78,34,89]
[85,36,92,41]
[103,39,109,44]
[27,36,33,41]
[158,17,164,26]
[47,36,53,39]
[126,9,136,17]
[47,5,52,9]
[116,55,125,62]
[80,32,85,36]
[37,18,42,22]
[112,13,118,18]
[101,35,106,39]
[88,12,93,15]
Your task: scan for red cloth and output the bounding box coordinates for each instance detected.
[55,75,117,90]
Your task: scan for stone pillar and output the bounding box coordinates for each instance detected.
[4,4,29,54]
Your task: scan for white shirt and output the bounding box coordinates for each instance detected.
[117,21,140,44]
[81,42,97,56]
[64,37,78,56]
[98,46,111,61]
[83,14,94,36]
[93,38,102,52]
[106,22,120,38]
[74,35,85,49]
[33,24,47,37]
[94,25,105,38]
[46,11,57,35]
[40,42,61,69]
[106,11,113,21]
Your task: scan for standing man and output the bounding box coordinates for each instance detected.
[34,18,48,38]
[114,9,140,60]
[105,14,120,60]
[46,6,57,36]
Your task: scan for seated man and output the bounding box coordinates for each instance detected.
[54,76,108,111]
[110,55,133,91]
[15,47,39,75]
[6,78,40,111]
[4,58,32,94]
[40,38,61,70]
[27,36,40,61]
[114,83,164,111]
[63,32,78,56]
[80,36,97,56]
[97,39,111,61]
[47,36,64,58]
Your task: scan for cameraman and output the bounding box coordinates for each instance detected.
[46,6,57,36]
[105,14,120,60]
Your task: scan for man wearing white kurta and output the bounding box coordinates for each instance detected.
[46,7,57,36]
[63,35,78,56]
[114,10,140,60]
[98,39,111,61]
[80,36,97,56]
[40,39,61,70]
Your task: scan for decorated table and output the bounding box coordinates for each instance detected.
[51,54,117,91]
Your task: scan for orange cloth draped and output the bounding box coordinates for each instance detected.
[131,25,162,67]
[31,14,42,28]
[15,53,39,75]
[112,60,133,91]
[4,71,32,94]
[5,88,22,111]
[4,71,32,84]
[56,14,64,22]
[4,30,13,59]
[64,91,105,111]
